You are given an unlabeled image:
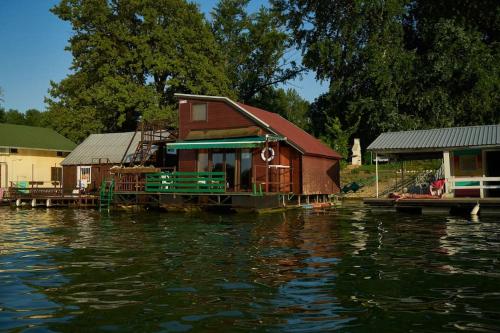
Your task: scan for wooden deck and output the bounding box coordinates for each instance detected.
[364,197,500,214]
[7,195,99,208]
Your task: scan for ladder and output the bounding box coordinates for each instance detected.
[99,179,115,211]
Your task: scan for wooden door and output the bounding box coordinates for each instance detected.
[279,145,292,193]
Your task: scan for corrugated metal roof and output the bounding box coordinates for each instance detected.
[0,123,76,151]
[61,132,140,165]
[367,125,500,153]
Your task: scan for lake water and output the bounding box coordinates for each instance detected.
[1,205,499,332]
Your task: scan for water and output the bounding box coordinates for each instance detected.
[1,206,499,332]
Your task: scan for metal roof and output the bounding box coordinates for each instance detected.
[367,125,500,153]
[0,123,76,151]
[61,132,140,165]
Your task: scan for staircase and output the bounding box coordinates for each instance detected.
[99,179,115,211]
[126,120,177,166]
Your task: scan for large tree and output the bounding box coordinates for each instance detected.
[273,0,500,155]
[211,0,303,104]
[47,0,232,142]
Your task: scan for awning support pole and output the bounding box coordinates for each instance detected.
[375,153,379,198]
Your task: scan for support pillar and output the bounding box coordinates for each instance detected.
[375,153,379,198]
[443,151,451,194]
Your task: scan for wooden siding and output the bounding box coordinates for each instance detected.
[63,165,77,194]
[179,100,258,140]
[178,150,197,172]
[301,156,340,195]
[63,164,114,193]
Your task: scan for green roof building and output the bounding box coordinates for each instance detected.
[0,123,76,189]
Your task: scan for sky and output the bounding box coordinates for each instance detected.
[0,0,327,112]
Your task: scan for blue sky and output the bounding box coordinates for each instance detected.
[0,0,327,112]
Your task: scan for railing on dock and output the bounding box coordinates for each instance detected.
[7,186,63,198]
[145,172,226,193]
[449,176,500,198]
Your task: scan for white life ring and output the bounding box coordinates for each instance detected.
[261,147,275,162]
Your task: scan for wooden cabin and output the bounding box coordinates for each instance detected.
[61,128,177,194]
[170,94,342,195]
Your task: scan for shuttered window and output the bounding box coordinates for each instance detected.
[51,167,62,182]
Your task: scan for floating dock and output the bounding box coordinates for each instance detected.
[364,197,500,215]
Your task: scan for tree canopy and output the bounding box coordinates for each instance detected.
[46,0,232,142]
[211,0,303,103]
[273,0,500,156]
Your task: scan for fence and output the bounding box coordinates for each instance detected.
[145,172,226,193]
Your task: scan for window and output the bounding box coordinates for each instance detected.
[56,151,67,157]
[77,166,91,188]
[10,148,18,154]
[192,103,207,121]
[240,149,252,190]
[197,152,208,172]
[51,167,62,182]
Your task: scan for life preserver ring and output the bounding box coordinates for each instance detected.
[261,147,275,162]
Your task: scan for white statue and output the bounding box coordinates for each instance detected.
[351,138,362,166]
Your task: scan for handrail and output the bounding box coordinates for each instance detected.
[145,171,226,194]
[449,176,500,198]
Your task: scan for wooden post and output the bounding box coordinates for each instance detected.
[443,151,451,194]
[375,153,379,198]
[265,140,269,193]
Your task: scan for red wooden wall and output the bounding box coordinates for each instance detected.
[301,156,340,195]
[179,100,257,140]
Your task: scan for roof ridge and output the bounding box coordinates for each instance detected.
[383,124,500,136]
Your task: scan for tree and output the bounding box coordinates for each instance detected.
[211,0,303,103]
[273,0,500,154]
[2,109,26,125]
[46,0,232,142]
[24,109,46,127]
[250,87,310,130]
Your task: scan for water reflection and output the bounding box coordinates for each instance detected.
[0,207,499,332]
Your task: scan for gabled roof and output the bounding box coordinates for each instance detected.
[61,132,140,165]
[368,124,500,153]
[174,93,341,159]
[0,123,76,151]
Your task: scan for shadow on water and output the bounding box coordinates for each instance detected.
[0,206,500,332]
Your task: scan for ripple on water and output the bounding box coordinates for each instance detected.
[1,207,500,332]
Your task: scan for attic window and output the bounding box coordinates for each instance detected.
[192,103,207,121]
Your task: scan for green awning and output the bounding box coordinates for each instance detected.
[167,136,267,150]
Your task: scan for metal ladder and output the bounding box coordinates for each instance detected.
[99,179,115,211]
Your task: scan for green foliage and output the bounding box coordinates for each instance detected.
[0,108,47,127]
[273,0,500,156]
[249,87,310,129]
[211,0,303,102]
[47,0,232,142]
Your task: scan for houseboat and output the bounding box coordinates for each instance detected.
[108,93,342,211]
[365,124,500,214]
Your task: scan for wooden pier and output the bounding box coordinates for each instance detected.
[364,197,500,215]
[5,186,98,208]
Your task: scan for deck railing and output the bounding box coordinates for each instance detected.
[449,176,500,198]
[145,172,226,193]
